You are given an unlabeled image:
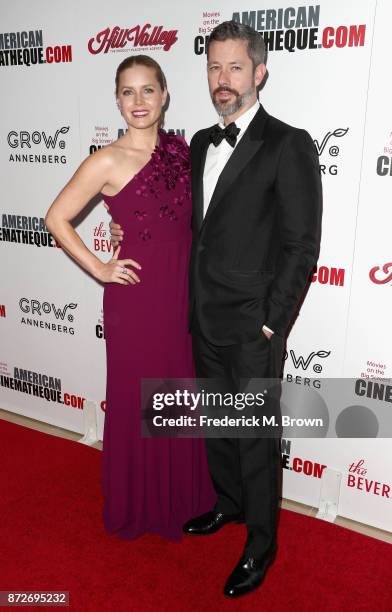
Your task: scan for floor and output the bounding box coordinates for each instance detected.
[1,407,391,545]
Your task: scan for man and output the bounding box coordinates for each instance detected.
[109,20,322,598]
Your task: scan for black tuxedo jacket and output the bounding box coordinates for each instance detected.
[189,104,322,346]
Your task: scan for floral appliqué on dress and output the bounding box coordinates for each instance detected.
[134,130,191,240]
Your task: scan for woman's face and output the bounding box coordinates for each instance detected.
[116,65,167,131]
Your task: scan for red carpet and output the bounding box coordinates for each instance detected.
[0,417,391,611]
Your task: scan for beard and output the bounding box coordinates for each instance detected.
[211,84,255,117]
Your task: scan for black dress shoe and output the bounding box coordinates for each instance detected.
[223,546,277,598]
[182,510,243,535]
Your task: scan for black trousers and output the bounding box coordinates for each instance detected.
[191,326,285,557]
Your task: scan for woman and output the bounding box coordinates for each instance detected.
[45,55,215,541]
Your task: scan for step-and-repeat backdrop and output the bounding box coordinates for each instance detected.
[1,1,391,531]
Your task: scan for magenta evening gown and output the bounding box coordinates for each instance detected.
[101,129,216,541]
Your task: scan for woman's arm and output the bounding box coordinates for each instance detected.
[45,150,140,285]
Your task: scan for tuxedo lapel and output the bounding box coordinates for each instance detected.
[201,105,269,231]
[191,131,210,232]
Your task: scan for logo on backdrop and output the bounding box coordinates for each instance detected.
[281,439,327,478]
[7,127,70,165]
[376,131,392,176]
[0,366,85,409]
[285,349,331,373]
[355,379,392,404]
[369,262,392,285]
[194,7,366,54]
[93,222,112,254]
[0,214,60,248]
[89,126,114,154]
[0,304,6,318]
[89,126,185,154]
[19,298,78,335]
[347,459,391,500]
[96,308,105,340]
[311,265,345,286]
[313,128,349,176]
[88,24,178,55]
[359,359,388,381]
[284,349,331,389]
[195,10,221,37]
[0,30,72,67]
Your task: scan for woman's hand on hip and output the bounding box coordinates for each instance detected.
[95,245,141,285]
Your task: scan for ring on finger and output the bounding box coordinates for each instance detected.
[122,267,127,275]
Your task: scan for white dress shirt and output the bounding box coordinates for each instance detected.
[203,100,260,218]
[202,100,274,336]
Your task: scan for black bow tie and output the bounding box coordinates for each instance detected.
[209,122,241,148]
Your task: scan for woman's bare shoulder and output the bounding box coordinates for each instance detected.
[79,142,124,177]
[96,140,125,162]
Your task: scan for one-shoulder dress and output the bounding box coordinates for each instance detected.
[101,129,215,541]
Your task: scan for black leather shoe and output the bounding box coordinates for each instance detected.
[223,546,277,598]
[182,510,243,535]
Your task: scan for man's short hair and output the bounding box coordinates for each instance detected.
[206,20,268,69]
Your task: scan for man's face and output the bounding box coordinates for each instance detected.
[207,39,265,119]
